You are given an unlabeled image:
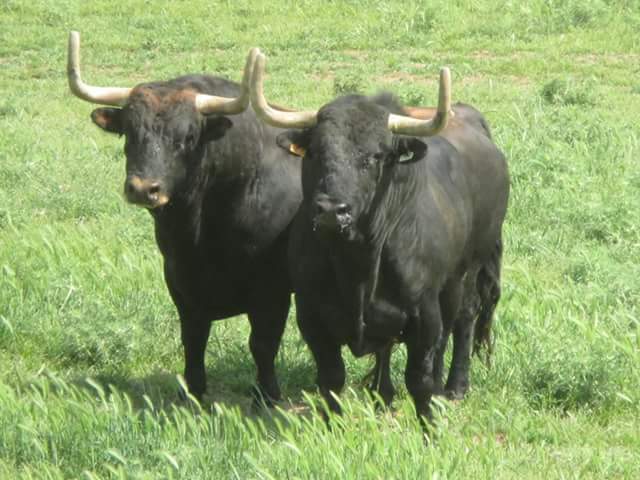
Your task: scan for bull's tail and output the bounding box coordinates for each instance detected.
[472,239,503,364]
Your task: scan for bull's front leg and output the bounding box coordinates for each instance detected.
[179,312,212,400]
[313,340,346,417]
[295,296,346,417]
[247,292,290,408]
[404,291,442,430]
[166,272,211,401]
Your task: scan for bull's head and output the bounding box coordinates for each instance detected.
[68,31,256,209]
[250,51,452,239]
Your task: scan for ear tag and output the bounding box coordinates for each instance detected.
[289,144,306,157]
[398,151,415,163]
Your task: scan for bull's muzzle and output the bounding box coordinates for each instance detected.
[312,198,353,234]
[124,175,169,209]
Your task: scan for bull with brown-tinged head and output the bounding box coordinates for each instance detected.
[68,32,303,406]
[251,51,509,426]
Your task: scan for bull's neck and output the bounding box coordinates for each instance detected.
[150,162,212,250]
[151,198,204,250]
[365,164,420,247]
[331,167,422,300]
[328,170,419,355]
[154,139,255,230]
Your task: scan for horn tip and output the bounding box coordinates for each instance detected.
[68,31,80,60]
[253,52,267,78]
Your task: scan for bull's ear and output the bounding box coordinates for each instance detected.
[276,130,310,157]
[391,136,428,165]
[91,108,124,135]
[202,116,233,142]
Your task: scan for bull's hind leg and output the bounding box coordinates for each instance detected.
[473,239,502,357]
[433,279,463,395]
[368,344,396,407]
[446,242,502,399]
[404,292,442,429]
[247,293,290,408]
[445,270,479,399]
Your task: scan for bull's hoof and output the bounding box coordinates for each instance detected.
[367,386,395,410]
[443,380,469,401]
[177,386,204,404]
[432,383,447,397]
[250,385,280,410]
[444,388,467,401]
[177,386,188,402]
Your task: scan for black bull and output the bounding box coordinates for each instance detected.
[93,78,307,404]
[275,96,509,420]
[77,85,502,407]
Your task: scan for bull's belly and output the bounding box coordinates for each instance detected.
[165,256,287,320]
[171,273,247,317]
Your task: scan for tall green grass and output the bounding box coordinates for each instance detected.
[1,0,639,477]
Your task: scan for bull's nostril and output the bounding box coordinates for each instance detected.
[335,203,350,216]
[148,183,161,195]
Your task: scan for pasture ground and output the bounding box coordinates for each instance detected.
[1,1,639,478]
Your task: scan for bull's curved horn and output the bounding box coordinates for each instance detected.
[194,47,257,115]
[387,67,452,137]
[67,31,132,106]
[250,51,318,128]
[69,31,252,115]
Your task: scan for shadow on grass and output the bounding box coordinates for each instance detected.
[46,353,319,418]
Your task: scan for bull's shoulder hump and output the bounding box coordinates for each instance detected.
[423,135,460,160]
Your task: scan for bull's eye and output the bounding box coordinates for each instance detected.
[361,157,376,170]
[361,153,385,170]
[176,133,197,152]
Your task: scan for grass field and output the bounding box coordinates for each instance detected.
[1,0,640,478]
